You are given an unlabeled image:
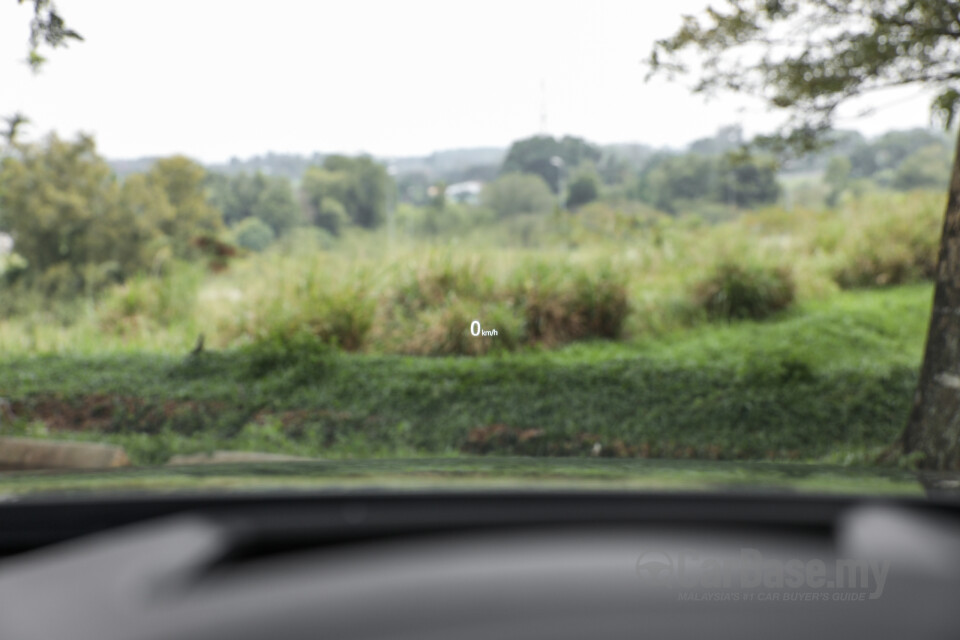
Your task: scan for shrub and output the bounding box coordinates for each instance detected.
[274,284,377,352]
[481,173,556,218]
[98,264,203,333]
[233,217,275,252]
[566,169,601,209]
[242,326,335,379]
[510,262,629,345]
[831,193,941,288]
[691,261,795,321]
[315,199,349,237]
[245,282,375,353]
[0,135,162,296]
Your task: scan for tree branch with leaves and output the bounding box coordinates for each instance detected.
[3,0,82,144]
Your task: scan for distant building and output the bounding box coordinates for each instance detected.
[445,180,484,205]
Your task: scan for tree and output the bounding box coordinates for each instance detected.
[713,149,781,208]
[206,172,267,226]
[649,0,960,471]
[322,155,390,228]
[565,166,602,209]
[301,156,390,230]
[301,168,350,235]
[501,135,601,193]
[205,171,301,234]
[636,154,716,213]
[233,217,275,252]
[824,156,852,206]
[892,144,953,191]
[251,176,302,235]
[145,156,224,258]
[596,150,633,185]
[481,173,555,218]
[3,1,83,145]
[633,150,779,213]
[315,199,349,237]
[0,134,157,294]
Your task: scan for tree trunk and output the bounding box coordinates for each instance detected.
[902,127,960,471]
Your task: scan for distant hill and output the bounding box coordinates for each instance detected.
[108,147,509,183]
[106,127,951,184]
[108,157,163,179]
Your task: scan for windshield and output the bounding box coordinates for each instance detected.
[0,0,958,498]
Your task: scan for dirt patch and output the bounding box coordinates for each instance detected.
[8,395,361,444]
[10,395,232,433]
[460,424,801,460]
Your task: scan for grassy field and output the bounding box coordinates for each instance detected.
[0,190,941,480]
[0,190,942,355]
[0,285,930,468]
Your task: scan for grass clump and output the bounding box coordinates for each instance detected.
[224,259,377,353]
[691,261,796,321]
[379,255,627,355]
[393,300,524,356]
[391,255,495,315]
[831,191,941,288]
[98,264,203,335]
[510,262,629,345]
[241,327,337,379]
[252,289,375,353]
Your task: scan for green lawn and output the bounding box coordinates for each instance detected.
[0,285,932,468]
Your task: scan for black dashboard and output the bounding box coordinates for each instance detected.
[0,491,958,639]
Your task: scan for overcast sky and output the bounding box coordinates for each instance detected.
[0,0,941,163]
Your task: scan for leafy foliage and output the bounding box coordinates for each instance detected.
[17,0,83,72]
[144,156,224,259]
[634,149,780,213]
[206,171,302,235]
[649,0,960,149]
[481,173,555,218]
[892,144,953,190]
[233,217,275,252]
[501,135,601,193]
[713,149,782,207]
[301,155,390,230]
[565,165,602,209]
[0,135,159,295]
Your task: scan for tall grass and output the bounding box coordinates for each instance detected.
[829,191,942,288]
[0,189,945,356]
[691,261,795,321]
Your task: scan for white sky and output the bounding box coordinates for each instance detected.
[0,0,941,163]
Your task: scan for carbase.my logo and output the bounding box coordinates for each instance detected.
[635,548,889,600]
